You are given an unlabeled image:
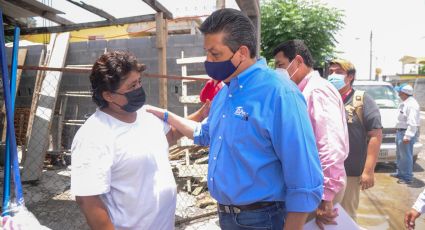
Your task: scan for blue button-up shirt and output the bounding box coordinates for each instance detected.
[194,59,323,212]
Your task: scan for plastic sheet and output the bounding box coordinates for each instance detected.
[1,206,50,230]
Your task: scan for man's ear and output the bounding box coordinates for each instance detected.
[238,45,251,61]
[346,74,355,84]
[102,91,114,103]
[294,55,304,66]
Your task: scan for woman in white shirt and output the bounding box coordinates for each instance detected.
[71,51,180,230]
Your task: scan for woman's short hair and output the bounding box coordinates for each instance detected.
[90,51,146,108]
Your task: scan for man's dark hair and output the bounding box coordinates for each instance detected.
[90,51,145,108]
[348,69,356,85]
[272,40,314,67]
[200,8,257,58]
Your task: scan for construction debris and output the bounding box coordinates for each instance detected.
[169,144,215,217]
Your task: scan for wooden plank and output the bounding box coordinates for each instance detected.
[142,0,173,19]
[182,75,210,83]
[57,95,68,151]
[1,49,28,142]
[5,0,73,25]
[19,0,66,14]
[24,38,51,159]
[15,49,28,88]
[176,56,207,65]
[4,14,156,36]
[179,95,200,104]
[66,0,116,21]
[216,0,225,9]
[185,149,191,192]
[16,112,26,146]
[21,32,70,182]
[0,0,39,18]
[156,12,168,109]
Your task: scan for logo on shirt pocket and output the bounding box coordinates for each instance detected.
[234,106,249,121]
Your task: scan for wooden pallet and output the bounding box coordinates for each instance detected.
[14,107,30,146]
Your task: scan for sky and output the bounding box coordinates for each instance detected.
[321,0,425,78]
[34,0,425,78]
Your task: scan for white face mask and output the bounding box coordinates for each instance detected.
[276,59,298,80]
[328,73,347,90]
[275,68,291,79]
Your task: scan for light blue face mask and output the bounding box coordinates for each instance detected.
[328,73,346,90]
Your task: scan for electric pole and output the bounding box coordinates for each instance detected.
[369,30,373,80]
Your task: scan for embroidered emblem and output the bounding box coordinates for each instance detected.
[234,106,249,121]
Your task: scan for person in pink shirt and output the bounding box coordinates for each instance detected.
[199,79,223,103]
[273,40,349,229]
[186,79,223,122]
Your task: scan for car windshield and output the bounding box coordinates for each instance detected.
[354,85,400,109]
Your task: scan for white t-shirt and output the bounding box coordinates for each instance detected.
[71,106,176,230]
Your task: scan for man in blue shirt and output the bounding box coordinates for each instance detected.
[147,8,323,230]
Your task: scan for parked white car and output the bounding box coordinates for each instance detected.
[353,81,422,163]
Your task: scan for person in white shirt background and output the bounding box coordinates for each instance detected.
[391,84,420,184]
[71,51,181,230]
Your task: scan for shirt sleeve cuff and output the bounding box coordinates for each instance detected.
[193,122,203,145]
[285,185,323,212]
[413,202,425,214]
[412,193,425,214]
[323,187,337,201]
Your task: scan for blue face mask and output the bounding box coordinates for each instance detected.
[204,52,241,81]
[328,73,346,90]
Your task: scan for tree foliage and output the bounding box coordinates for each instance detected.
[419,65,425,75]
[4,25,14,43]
[261,0,345,67]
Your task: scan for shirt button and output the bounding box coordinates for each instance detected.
[222,114,226,118]
[219,136,222,140]
[213,157,217,160]
[210,178,213,181]
[240,85,243,89]
[229,94,232,98]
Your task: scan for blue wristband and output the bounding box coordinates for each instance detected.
[163,111,169,123]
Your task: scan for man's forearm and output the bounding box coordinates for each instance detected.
[404,125,418,140]
[168,111,198,139]
[284,212,308,230]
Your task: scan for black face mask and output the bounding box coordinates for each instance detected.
[114,86,146,112]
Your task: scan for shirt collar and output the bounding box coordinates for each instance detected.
[404,96,413,104]
[228,58,267,89]
[342,88,354,102]
[297,70,317,92]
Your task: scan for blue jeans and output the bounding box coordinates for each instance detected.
[395,130,417,181]
[218,202,286,230]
